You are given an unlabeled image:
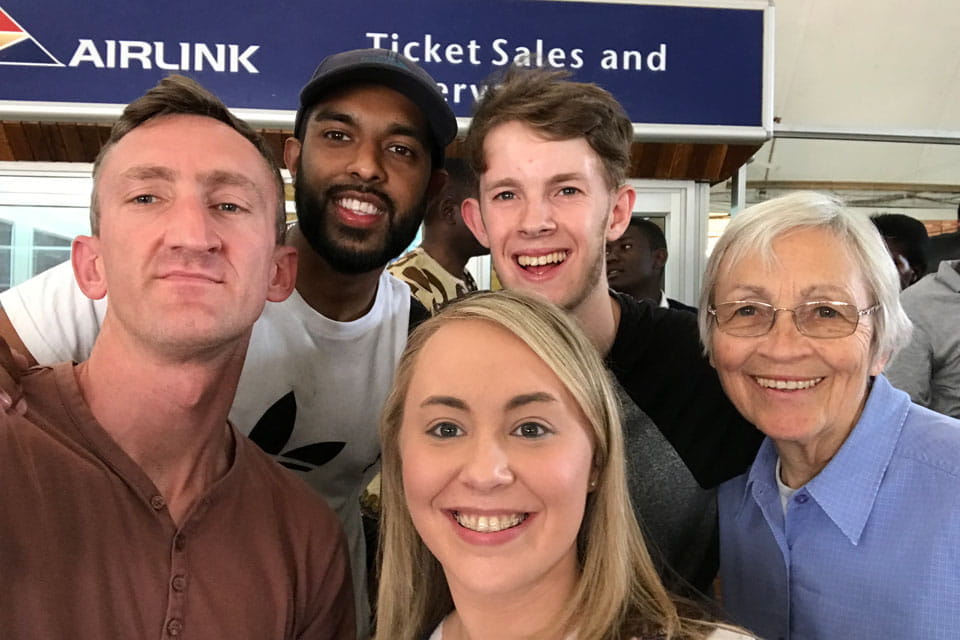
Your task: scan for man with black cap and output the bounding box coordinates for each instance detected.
[0,48,458,635]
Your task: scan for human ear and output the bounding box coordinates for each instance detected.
[868,350,889,377]
[71,235,107,300]
[266,245,298,303]
[440,197,459,224]
[461,198,491,248]
[652,248,668,270]
[283,137,302,177]
[606,185,636,242]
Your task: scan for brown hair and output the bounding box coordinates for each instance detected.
[376,290,735,640]
[90,74,286,241]
[463,67,634,190]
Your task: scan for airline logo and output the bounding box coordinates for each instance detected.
[0,7,63,66]
[0,5,259,73]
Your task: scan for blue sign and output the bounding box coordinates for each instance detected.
[0,1,769,133]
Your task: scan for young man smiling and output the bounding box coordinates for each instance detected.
[0,48,457,633]
[461,68,761,595]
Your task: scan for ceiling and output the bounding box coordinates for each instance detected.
[724,0,960,213]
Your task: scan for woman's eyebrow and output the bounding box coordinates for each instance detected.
[799,284,854,299]
[505,392,557,411]
[420,395,467,410]
[722,285,769,298]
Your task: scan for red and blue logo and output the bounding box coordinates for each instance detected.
[0,6,62,66]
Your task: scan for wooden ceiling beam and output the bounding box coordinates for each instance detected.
[0,120,762,184]
[3,123,33,162]
[0,124,13,162]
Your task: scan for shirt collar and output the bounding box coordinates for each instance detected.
[658,290,669,308]
[803,375,910,544]
[739,375,911,544]
[740,432,776,494]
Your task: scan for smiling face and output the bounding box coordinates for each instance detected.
[285,83,438,274]
[462,121,633,315]
[76,114,295,357]
[399,319,594,603]
[710,227,884,455]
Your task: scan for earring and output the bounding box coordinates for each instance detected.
[589,478,598,490]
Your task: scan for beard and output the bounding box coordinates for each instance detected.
[294,171,425,275]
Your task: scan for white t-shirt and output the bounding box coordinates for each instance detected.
[0,260,414,636]
[775,457,800,515]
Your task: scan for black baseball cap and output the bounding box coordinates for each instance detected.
[294,48,458,165]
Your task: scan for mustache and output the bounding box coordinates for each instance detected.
[324,183,396,215]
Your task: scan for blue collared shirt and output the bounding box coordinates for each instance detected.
[718,375,960,640]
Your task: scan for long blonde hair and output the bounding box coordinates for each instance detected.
[376,290,723,640]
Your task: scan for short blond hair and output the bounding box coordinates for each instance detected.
[698,191,912,367]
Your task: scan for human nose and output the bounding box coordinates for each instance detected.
[517,198,557,237]
[458,433,515,491]
[164,196,222,253]
[757,308,810,358]
[346,139,385,183]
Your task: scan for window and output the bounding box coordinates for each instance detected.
[0,165,93,292]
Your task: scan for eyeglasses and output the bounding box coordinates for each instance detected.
[708,300,881,339]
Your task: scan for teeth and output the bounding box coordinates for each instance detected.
[337,197,383,216]
[454,512,527,533]
[517,251,567,267]
[755,377,824,390]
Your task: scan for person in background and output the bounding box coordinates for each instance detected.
[376,290,752,640]
[390,158,488,313]
[607,217,696,312]
[0,48,458,635]
[0,75,353,639]
[884,257,960,418]
[870,212,930,289]
[460,67,759,597]
[701,191,960,639]
[927,203,960,268]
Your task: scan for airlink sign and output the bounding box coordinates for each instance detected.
[67,41,261,73]
[0,0,772,139]
[0,8,261,72]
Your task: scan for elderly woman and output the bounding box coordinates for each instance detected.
[700,192,960,639]
[376,291,750,640]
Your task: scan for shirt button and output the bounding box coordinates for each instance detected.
[150,495,166,511]
[166,618,184,636]
[796,493,809,504]
[174,534,186,551]
[171,574,187,592]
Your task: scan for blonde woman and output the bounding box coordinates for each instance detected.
[376,290,750,640]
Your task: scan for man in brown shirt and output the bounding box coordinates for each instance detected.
[0,76,354,639]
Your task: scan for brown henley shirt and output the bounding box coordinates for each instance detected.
[0,363,355,640]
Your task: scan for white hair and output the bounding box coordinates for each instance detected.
[698,191,912,367]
